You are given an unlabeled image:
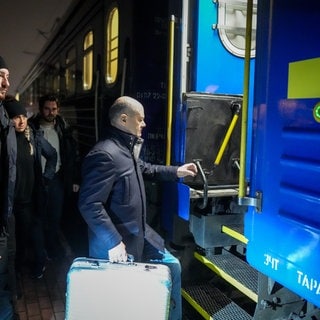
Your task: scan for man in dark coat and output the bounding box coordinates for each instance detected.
[78,96,197,320]
[0,55,15,320]
[0,56,11,218]
[29,94,80,260]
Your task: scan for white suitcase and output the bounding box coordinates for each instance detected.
[65,257,172,320]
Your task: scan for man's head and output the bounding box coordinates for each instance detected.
[0,56,10,101]
[109,96,146,137]
[4,96,28,133]
[38,94,60,123]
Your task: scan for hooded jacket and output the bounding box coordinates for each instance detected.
[78,126,178,261]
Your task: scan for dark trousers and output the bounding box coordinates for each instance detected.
[6,214,17,300]
[13,202,46,272]
[0,226,14,319]
[44,172,65,258]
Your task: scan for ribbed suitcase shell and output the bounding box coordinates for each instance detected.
[65,257,172,320]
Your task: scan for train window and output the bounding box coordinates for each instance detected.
[66,46,76,95]
[83,31,93,91]
[214,0,257,57]
[53,61,60,94]
[45,70,53,93]
[105,6,119,84]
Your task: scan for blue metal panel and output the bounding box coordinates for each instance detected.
[246,0,320,307]
[195,0,255,95]
[161,182,190,236]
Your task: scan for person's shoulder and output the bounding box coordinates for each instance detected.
[86,138,123,160]
[56,114,69,128]
[92,137,116,151]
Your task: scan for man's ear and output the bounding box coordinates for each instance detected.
[120,113,127,123]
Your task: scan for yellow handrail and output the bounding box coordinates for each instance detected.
[214,111,240,166]
[166,15,175,166]
[239,0,253,198]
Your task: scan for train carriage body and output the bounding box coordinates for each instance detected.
[246,0,320,310]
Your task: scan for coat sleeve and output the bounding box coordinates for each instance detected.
[78,150,122,251]
[139,159,179,181]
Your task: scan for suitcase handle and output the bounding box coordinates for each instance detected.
[75,254,136,268]
[92,254,135,267]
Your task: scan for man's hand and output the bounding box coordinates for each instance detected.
[108,241,127,263]
[177,163,198,178]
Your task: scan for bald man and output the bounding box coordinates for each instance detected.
[79,96,197,320]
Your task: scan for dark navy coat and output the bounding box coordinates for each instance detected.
[78,127,178,261]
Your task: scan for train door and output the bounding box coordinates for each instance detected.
[245,0,320,315]
[163,0,257,241]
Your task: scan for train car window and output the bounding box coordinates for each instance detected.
[66,46,76,95]
[45,71,53,93]
[83,31,93,91]
[53,61,60,94]
[105,6,119,84]
[214,0,257,57]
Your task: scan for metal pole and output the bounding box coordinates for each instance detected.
[166,15,175,166]
[239,0,253,198]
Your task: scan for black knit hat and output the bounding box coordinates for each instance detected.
[0,56,7,69]
[4,99,27,119]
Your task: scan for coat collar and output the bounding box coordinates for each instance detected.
[108,126,143,153]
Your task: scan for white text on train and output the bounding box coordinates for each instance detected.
[263,254,279,270]
[297,271,320,294]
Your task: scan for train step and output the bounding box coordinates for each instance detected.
[194,251,258,302]
[182,283,253,320]
[221,223,248,244]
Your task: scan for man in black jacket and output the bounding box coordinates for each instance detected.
[0,56,15,319]
[30,94,80,261]
[0,56,11,217]
[78,96,197,320]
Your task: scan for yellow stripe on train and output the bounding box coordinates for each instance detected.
[288,57,320,99]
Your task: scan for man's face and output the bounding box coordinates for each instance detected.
[124,106,146,137]
[0,68,10,101]
[41,100,59,122]
[12,115,28,133]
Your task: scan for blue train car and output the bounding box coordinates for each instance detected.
[245,0,320,313]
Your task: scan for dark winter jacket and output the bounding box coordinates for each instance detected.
[29,113,80,192]
[2,121,57,225]
[78,126,178,261]
[0,105,15,228]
